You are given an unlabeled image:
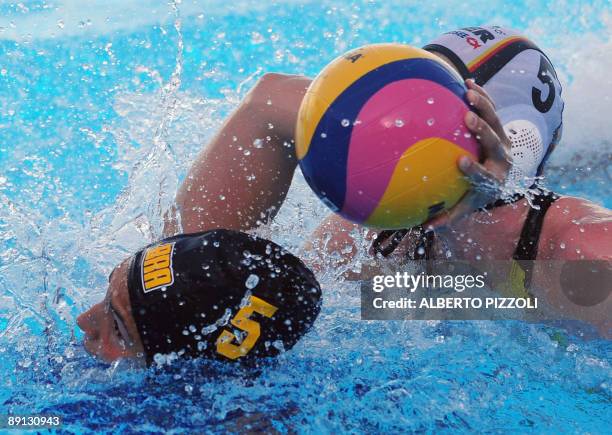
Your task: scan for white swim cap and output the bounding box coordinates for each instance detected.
[424,26,564,185]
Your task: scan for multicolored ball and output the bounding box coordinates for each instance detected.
[296,44,480,229]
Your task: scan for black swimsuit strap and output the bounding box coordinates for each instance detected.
[370,229,409,257]
[371,190,559,262]
[413,229,435,260]
[512,189,560,261]
[370,226,434,260]
[483,192,525,211]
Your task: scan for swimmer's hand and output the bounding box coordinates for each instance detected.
[431,79,512,229]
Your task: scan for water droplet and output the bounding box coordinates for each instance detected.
[189,325,197,333]
[182,330,189,336]
[417,247,425,256]
[245,274,260,289]
[243,149,251,156]
[341,119,350,127]
[218,195,226,200]
[427,97,435,104]
[422,176,428,182]
[253,138,264,148]
[464,132,472,138]
[559,242,566,249]
[57,19,65,29]
[213,241,220,247]
[266,99,272,105]
[251,31,265,44]
[185,385,193,394]
[395,119,404,127]
[320,132,327,138]
[427,118,435,126]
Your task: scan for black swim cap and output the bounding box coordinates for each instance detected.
[126,229,321,366]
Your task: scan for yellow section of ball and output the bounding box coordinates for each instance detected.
[364,138,472,229]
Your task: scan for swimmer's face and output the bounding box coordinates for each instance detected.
[77,258,145,364]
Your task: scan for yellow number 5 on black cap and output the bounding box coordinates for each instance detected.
[215,296,278,360]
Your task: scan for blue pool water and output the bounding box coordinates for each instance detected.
[1,0,611,432]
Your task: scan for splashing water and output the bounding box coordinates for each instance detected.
[0,0,610,432]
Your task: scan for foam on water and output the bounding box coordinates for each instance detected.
[0,0,610,431]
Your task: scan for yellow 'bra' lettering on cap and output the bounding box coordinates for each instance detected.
[144,269,173,290]
[141,242,175,292]
[145,243,173,259]
[143,256,171,274]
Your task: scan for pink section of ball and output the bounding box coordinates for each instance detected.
[341,79,479,222]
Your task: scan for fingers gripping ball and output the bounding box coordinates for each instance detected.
[296,44,481,229]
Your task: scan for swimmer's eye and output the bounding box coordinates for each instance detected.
[110,304,132,347]
[112,317,120,336]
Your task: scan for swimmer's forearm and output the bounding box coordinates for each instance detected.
[170,73,312,235]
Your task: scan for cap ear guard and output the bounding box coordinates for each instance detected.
[504,118,545,186]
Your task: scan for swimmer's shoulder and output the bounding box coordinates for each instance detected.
[245,72,312,138]
[247,72,312,109]
[303,213,364,272]
[539,195,612,260]
[304,214,393,280]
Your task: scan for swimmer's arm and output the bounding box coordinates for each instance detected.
[302,214,374,281]
[534,197,612,337]
[166,73,312,236]
[543,197,612,261]
[303,214,412,280]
